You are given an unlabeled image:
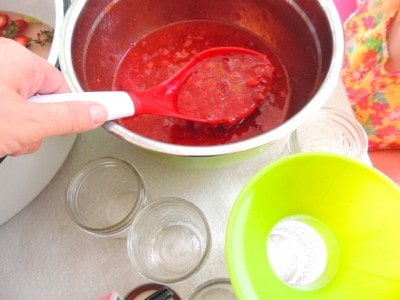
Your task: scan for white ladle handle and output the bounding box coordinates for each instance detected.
[29,91,135,121]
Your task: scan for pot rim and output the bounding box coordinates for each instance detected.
[59,0,344,157]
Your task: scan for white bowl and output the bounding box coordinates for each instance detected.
[1,0,64,65]
[0,0,76,226]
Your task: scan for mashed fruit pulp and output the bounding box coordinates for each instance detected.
[113,20,290,146]
[174,51,276,124]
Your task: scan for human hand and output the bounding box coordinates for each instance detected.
[0,38,108,157]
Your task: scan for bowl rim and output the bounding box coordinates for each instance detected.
[59,0,345,157]
[47,0,64,66]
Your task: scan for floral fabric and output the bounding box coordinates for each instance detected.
[341,1,400,150]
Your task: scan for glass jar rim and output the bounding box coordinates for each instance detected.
[66,157,146,237]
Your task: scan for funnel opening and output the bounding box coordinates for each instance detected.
[267,215,339,290]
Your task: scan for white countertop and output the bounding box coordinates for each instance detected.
[0,82,355,299]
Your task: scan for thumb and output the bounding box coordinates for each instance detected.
[30,101,108,137]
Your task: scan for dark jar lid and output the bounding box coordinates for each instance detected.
[126,283,181,300]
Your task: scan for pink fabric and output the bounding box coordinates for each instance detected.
[369,150,400,185]
[97,292,122,300]
[334,0,358,23]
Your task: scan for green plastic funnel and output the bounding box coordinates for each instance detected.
[226,153,400,300]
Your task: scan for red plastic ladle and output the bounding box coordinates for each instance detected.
[30,47,273,125]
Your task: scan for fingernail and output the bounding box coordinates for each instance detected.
[89,103,108,126]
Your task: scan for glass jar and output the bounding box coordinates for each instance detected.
[127,197,211,283]
[287,108,368,160]
[66,157,146,237]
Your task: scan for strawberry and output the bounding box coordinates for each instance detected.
[13,35,31,47]
[0,13,9,30]
[13,19,28,34]
[34,30,53,46]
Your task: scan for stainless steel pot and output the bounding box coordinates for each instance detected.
[60,0,343,166]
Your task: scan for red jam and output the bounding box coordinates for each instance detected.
[177,51,276,124]
[112,20,290,146]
